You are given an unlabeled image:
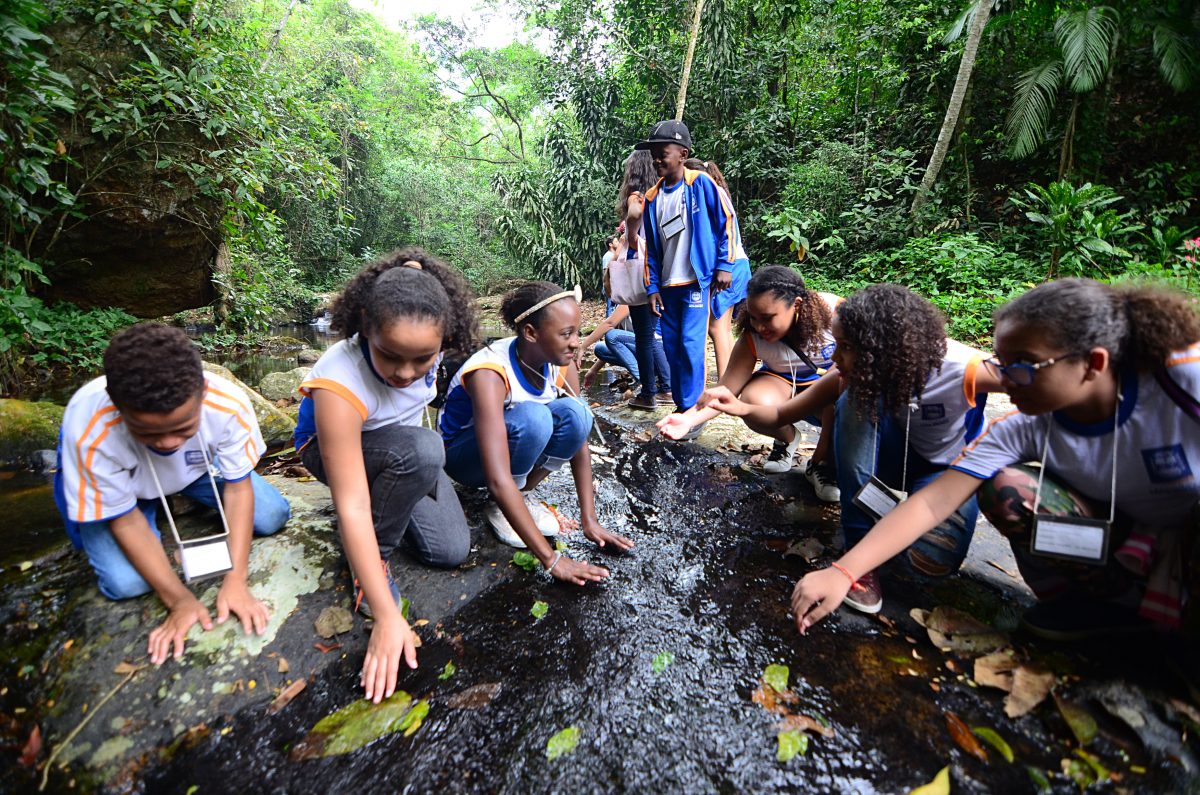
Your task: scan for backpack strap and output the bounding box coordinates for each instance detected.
[1154,367,1200,423]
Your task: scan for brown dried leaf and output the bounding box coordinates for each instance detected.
[777,713,835,739]
[945,711,989,763]
[752,681,799,715]
[277,657,289,674]
[113,661,143,675]
[910,607,1009,656]
[18,725,41,767]
[267,678,307,715]
[447,682,502,709]
[974,650,1018,692]
[1005,666,1055,718]
[314,642,342,654]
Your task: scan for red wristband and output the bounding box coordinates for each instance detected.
[830,562,859,589]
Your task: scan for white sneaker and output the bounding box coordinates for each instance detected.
[762,426,803,474]
[805,459,841,503]
[485,502,527,548]
[525,496,561,536]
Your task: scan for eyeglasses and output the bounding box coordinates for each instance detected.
[983,352,1085,386]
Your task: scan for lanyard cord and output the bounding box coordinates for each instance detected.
[140,427,231,548]
[1033,399,1120,522]
[869,403,914,491]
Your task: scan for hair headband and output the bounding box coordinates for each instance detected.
[401,260,423,270]
[513,285,583,325]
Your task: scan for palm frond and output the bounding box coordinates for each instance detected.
[1153,20,1200,92]
[1055,6,1118,93]
[1005,59,1063,159]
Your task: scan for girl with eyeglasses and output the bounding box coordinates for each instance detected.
[704,284,1004,614]
[788,278,1200,643]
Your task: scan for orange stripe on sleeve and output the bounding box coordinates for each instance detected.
[951,410,1019,467]
[1166,355,1200,367]
[963,355,982,408]
[462,362,509,391]
[204,399,253,437]
[74,405,119,522]
[205,383,253,415]
[301,378,368,421]
[83,415,124,521]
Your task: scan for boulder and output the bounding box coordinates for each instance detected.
[261,336,306,353]
[0,399,65,470]
[259,367,311,402]
[202,362,296,450]
[297,348,322,365]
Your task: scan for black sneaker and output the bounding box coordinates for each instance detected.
[1020,595,1153,642]
[627,392,657,411]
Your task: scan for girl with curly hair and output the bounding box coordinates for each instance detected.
[440,281,634,582]
[705,284,1003,614]
[294,247,481,703]
[792,279,1200,645]
[657,266,842,501]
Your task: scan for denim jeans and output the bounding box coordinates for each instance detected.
[444,398,592,489]
[834,390,979,577]
[302,424,470,568]
[628,304,672,397]
[595,329,640,380]
[55,470,291,601]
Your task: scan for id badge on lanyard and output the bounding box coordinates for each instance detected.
[1028,409,1119,566]
[851,407,912,523]
[661,212,685,239]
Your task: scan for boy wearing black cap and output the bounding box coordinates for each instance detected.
[634,120,737,416]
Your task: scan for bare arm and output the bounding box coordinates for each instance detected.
[658,335,757,437]
[792,469,983,632]
[580,304,629,352]
[214,476,271,636]
[705,368,842,428]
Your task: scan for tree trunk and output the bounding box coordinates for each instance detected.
[1058,94,1078,181]
[675,0,708,121]
[910,0,993,217]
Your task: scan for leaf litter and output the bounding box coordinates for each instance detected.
[290,691,428,760]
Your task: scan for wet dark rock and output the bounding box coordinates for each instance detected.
[297,349,323,366]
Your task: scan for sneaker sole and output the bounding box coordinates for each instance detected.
[842,596,883,615]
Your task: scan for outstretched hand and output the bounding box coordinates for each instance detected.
[701,385,748,416]
[549,555,610,585]
[582,519,634,551]
[148,593,213,665]
[656,412,692,440]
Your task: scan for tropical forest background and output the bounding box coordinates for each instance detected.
[3,0,1199,394]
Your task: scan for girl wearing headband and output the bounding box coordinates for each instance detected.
[441,281,634,583]
[295,248,479,702]
[658,265,841,500]
[792,279,1200,645]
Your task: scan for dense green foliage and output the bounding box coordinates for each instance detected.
[1,0,1197,394]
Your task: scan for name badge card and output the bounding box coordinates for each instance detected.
[179,538,234,583]
[853,476,908,523]
[661,213,685,239]
[1030,516,1109,565]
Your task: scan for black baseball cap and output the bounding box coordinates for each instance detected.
[634,119,693,152]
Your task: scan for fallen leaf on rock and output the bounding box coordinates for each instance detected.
[18,561,32,572]
[945,711,988,763]
[290,691,427,760]
[530,600,549,620]
[277,657,289,674]
[1054,692,1098,746]
[776,730,808,762]
[910,607,1009,656]
[752,681,799,714]
[447,682,501,709]
[511,551,539,572]
[1026,766,1052,792]
[763,664,789,694]
[908,765,950,795]
[546,726,580,760]
[113,661,144,675]
[267,678,307,715]
[778,713,834,739]
[314,642,342,654]
[651,651,674,673]
[1073,748,1113,781]
[315,606,354,638]
[1006,666,1054,718]
[1061,756,1096,788]
[18,725,41,766]
[784,539,825,560]
[413,619,429,627]
[972,726,1014,763]
[438,661,456,680]
[973,650,1017,691]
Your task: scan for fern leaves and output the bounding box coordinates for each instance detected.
[1005,60,1062,160]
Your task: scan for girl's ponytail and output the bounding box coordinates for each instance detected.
[1118,285,1200,369]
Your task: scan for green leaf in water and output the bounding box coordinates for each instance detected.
[438,661,456,680]
[971,727,1014,763]
[399,596,411,622]
[1053,693,1097,746]
[1073,748,1111,782]
[775,730,808,762]
[1061,757,1097,789]
[764,664,789,694]
[555,539,567,552]
[546,725,580,760]
[1025,766,1051,792]
[652,651,675,673]
[185,787,198,795]
[908,765,950,795]
[512,551,539,571]
[531,600,549,620]
[289,691,423,760]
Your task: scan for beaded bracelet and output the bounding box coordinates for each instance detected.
[830,562,857,587]
[544,551,563,577]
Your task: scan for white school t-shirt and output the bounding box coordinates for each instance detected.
[952,346,1200,526]
[656,180,696,287]
[900,340,989,465]
[745,292,842,383]
[438,337,566,441]
[60,371,265,524]
[294,335,440,449]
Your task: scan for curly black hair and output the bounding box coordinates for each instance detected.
[838,284,948,422]
[617,150,657,220]
[736,265,832,355]
[104,324,204,412]
[501,281,573,332]
[994,278,1200,371]
[330,247,481,358]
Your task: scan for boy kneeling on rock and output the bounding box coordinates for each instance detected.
[54,324,291,664]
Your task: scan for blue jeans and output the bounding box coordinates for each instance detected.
[834,390,978,577]
[628,304,672,397]
[444,399,591,489]
[595,329,640,380]
[54,471,291,600]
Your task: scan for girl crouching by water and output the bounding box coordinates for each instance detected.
[440,281,634,582]
[295,248,479,701]
[792,279,1200,643]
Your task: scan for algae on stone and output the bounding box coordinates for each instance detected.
[289,691,428,760]
[0,399,65,468]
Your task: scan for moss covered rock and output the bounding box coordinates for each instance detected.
[202,362,296,450]
[259,367,311,402]
[0,399,65,470]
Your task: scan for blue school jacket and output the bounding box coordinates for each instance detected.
[642,169,736,296]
